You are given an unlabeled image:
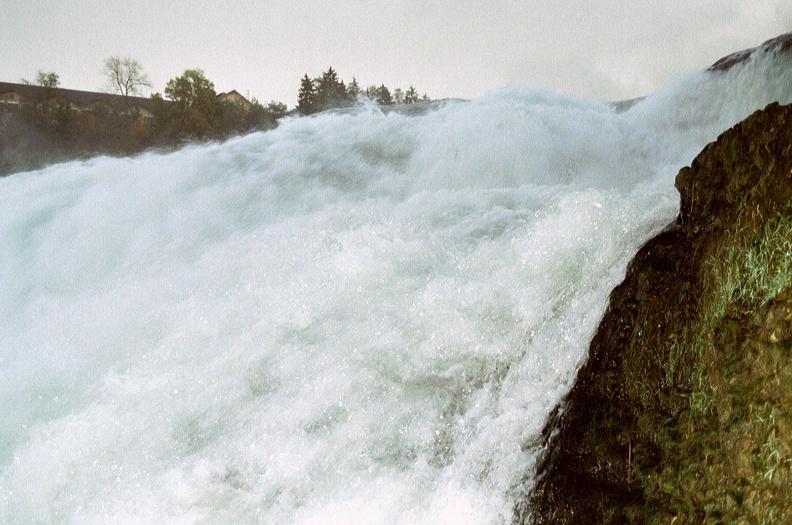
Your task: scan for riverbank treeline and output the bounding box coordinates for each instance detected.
[0,66,430,176]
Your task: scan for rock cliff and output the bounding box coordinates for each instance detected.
[520,102,792,523]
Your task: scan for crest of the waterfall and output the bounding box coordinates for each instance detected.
[1,42,791,524]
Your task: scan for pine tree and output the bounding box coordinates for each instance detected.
[348,77,361,102]
[375,85,393,106]
[316,67,347,110]
[297,74,316,115]
[404,86,420,104]
[365,85,379,101]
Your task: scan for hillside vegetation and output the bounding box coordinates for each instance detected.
[0,65,430,176]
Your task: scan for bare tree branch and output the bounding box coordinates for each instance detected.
[103,56,152,97]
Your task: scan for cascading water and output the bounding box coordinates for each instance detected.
[1,48,791,524]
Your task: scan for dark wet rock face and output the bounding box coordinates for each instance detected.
[520,102,792,523]
[708,33,792,71]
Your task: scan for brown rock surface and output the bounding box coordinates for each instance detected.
[520,102,792,523]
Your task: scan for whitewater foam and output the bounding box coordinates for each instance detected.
[1,49,791,524]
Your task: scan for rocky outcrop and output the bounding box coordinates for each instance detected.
[708,32,792,72]
[520,102,792,523]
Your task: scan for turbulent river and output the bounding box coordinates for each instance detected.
[1,50,791,524]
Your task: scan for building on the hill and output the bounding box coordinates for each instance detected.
[217,90,253,112]
[0,82,156,118]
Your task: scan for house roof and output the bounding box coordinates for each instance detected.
[0,81,154,108]
[217,89,246,99]
[217,90,253,107]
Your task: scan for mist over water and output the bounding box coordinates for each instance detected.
[2,52,791,524]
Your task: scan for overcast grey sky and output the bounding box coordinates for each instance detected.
[1,1,790,107]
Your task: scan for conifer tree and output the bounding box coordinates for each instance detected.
[375,85,393,106]
[316,67,347,110]
[347,77,361,102]
[404,86,420,104]
[297,74,316,115]
[365,85,379,101]
[295,70,429,114]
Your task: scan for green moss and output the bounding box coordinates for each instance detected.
[658,213,792,522]
[711,214,792,315]
[527,102,792,524]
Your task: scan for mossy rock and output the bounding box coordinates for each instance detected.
[521,103,792,524]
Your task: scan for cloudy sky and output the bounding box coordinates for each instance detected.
[1,1,790,107]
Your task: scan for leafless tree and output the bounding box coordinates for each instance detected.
[103,56,152,97]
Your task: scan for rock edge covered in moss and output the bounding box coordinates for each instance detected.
[520,102,792,523]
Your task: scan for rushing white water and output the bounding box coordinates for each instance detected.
[1,50,791,524]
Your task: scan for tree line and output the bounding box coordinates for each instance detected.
[1,58,431,175]
[150,68,287,143]
[296,66,430,115]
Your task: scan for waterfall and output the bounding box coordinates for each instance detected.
[1,48,791,524]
